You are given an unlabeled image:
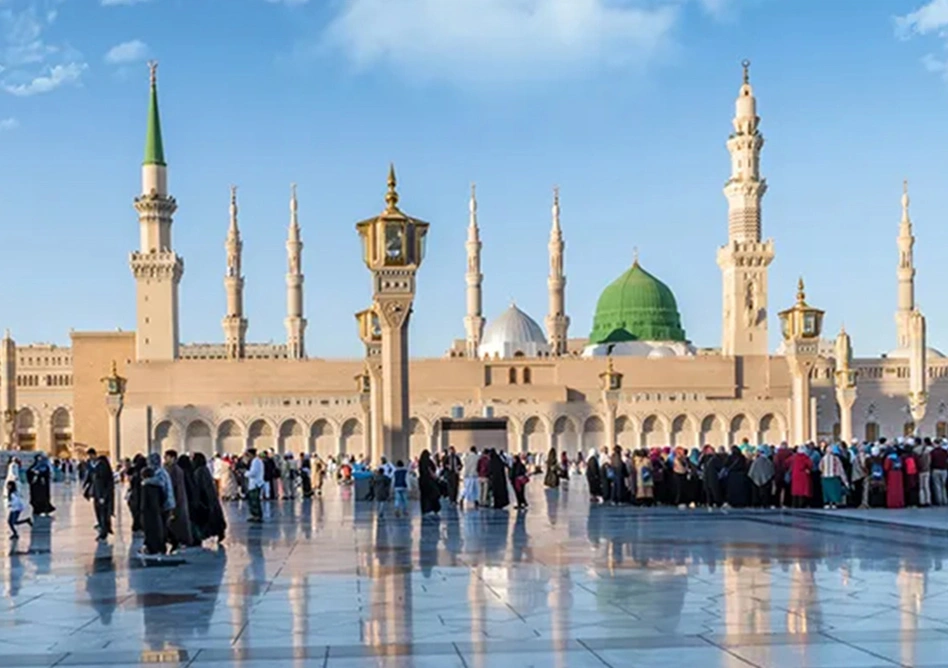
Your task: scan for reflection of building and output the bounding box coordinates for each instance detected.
[2,61,947,458]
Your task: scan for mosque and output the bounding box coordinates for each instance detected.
[0,61,944,463]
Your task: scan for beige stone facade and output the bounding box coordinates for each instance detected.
[2,62,946,460]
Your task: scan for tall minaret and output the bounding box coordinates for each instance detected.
[130,61,183,361]
[285,183,307,360]
[222,186,247,359]
[717,59,774,357]
[545,186,569,355]
[464,183,485,358]
[896,180,916,350]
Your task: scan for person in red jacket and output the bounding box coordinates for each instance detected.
[790,448,813,508]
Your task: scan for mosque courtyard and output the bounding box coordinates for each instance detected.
[3,483,948,667]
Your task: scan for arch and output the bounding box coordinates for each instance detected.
[700,414,726,448]
[216,419,245,455]
[340,418,364,457]
[508,367,517,384]
[409,417,428,459]
[309,419,335,458]
[248,419,275,453]
[937,421,948,440]
[14,407,36,451]
[50,407,72,457]
[616,415,636,450]
[522,416,546,454]
[523,367,532,384]
[185,420,214,456]
[865,421,879,442]
[641,414,668,448]
[278,419,305,455]
[758,413,783,445]
[729,413,753,446]
[671,414,696,448]
[552,415,579,457]
[582,415,606,453]
[154,420,180,454]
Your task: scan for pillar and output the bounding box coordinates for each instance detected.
[106,395,123,463]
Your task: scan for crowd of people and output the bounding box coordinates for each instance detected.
[6,435,948,541]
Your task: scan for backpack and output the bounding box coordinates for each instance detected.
[905,457,917,475]
[871,461,884,480]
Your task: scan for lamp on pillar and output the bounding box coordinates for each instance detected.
[599,357,623,449]
[356,306,384,464]
[100,360,126,463]
[778,278,824,445]
[355,165,429,463]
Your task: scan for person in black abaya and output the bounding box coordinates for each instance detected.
[702,449,725,508]
[724,447,751,508]
[489,450,510,510]
[140,467,167,555]
[610,447,628,505]
[192,453,227,545]
[177,455,206,545]
[585,449,603,502]
[126,454,146,533]
[418,450,442,516]
[26,454,56,516]
[90,455,115,541]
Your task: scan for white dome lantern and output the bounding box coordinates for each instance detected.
[478,303,550,359]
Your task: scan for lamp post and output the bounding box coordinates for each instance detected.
[778,278,824,445]
[356,306,383,464]
[100,360,126,463]
[355,166,429,463]
[599,357,623,450]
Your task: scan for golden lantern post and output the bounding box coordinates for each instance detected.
[355,166,429,463]
[356,306,383,464]
[100,360,127,463]
[778,278,824,444]
[599,357,623,449]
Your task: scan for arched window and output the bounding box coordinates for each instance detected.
[865,422,879,442]
[937,422,948,439]
[523,367,532,384]
[508,368,517,384]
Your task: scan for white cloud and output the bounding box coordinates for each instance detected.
[3,62,86,96]
[896,0,948,37]
[0,117,18,131]
[105,39,148,64]
[0,2,86,96]
[322,0,681,83]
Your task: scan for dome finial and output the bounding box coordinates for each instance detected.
[385,163,399,211]
[633,246,639,265]
[742,59,751,85]
[796,276,806,304]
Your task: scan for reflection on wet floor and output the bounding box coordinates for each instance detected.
[2,482,948,666]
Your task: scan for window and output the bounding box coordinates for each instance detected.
[508,368,517,384]
[937,422,948,439]
[864,422,879,442]
[523,368,532,384]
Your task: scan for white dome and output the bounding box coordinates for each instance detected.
[478,304,550,359]
[886,347,946,360]
[647,346,676,359]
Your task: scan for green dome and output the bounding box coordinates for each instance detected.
[589,261,687,344]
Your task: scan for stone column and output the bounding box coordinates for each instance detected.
[836,386,857,444]
[377,301,412,463]
[787,363,814,445]
[106,394,123,463]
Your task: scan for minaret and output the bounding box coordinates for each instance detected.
[545,186,569,355]
[222,185,247,359]
[896,180,916,350]
[285,183,307,360]
[717,59,774,357]
[463,183,485,358]
[909,309,928,429]
[130,61,184,361]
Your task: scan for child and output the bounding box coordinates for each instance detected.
[392,460,409,518]
[6,480,32,539]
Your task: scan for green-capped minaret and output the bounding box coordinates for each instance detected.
[143,61,165,166]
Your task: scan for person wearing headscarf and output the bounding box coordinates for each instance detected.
[89,455,115,542]
[916,437,933,507]
[125,454,146,532]
[819,444,849,509]
[163,450,193,551]
[177,455,205,544]
[192,453,226,545]
[26,453,56,516]
[849,443,869,509]
[489,450,510,510]
[790,446,813,508]
[748,447,775,508]
[931,440,948,506]
[671,447,690,507]
[510,454,529,510]
[417,450,441,516]
[772,443,793,508]
[585,448,602,503]
[140,467,167,555]
[884,447,906,509]
[543,448,560,489]
[724,446,751,508]
[702,447,725,508]
[628,449,648,506]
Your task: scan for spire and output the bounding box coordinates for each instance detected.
[289,182,300,241]
[796,276,806,304]
[464,181,485,358]
[385,163,399,211]
[551,186,561,233]
[742,58,750,85]
[633,246,639,266]
[901,179,911,226]
[228,185,239,234]
[143,61,166,167]
[469,182,478,227]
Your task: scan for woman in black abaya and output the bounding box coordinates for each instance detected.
[26,454,56,516]
[418,450,442,516]
[489,450,510,510]
[192,453,227,545]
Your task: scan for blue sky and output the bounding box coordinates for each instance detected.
[1,0,948,359]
